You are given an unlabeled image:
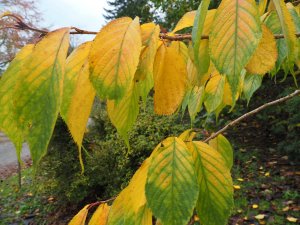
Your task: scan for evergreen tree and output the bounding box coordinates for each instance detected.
[104,0,154,23]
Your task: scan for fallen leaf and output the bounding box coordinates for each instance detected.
[255,214,265,220]
[265,172,270,177]
[282,206,289,212]
[233,185,241,190]
[237,178,244,182]
[252,204,259,209]
[287,216,298,223]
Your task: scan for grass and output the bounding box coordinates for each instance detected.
[0,146,299,224]
[0,168,58,225]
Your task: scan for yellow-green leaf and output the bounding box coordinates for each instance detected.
[0,44,34,159]
[69,205,89,225]
[209,134,233,169]
[146,137,199,225]
[173,11,196,33]
[107,159,151,225]
[188,141,234,225]
[246,25,278,74]
[272,0,297,64]
[89,17,142,100]
[210,0,262,100]
[88,204,110,225]
[204,72,225,113]
[13,28,70,165]
[243,74,263,104]
[153,44,187,115]
[107,83,139,146]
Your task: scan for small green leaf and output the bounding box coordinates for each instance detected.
[243,74,263,104]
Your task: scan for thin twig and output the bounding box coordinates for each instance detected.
[2,13,300,41]
[86,196,116,210]
[203,89,300,143]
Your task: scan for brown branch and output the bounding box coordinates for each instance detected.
[2,13,300,41]
[86,196,116,210]
[203,89,300,143]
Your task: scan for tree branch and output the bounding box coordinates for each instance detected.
[86,196,116,210]
[203,89,300,143]
[1,13,300,40]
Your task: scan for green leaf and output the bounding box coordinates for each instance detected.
[188,86,204,123]
[243,74,263,104]
[0,44,34,159]
[13,28,70,166]
[188,141,234,225]
[146,137,199,225]
[192,0,211,81]
[210,0,262,101]
[209,134,233,169]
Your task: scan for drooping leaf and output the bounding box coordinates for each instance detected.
[188,86,205,123]
[13,28,70,165]
[146,137,199,225]
[192,0,211,81]
[69,205,89,225]
[272,0,297,65]
[209,134,233,169]
[88,204,110,225]
[179,129,197,142]
[153,44,187,115]
[210,0,262,100]
[173,41,189,64]
[243,73,263,104]
[135,23,159,105]
[204,72,225,113]
[107,83,139,146]
[246,25,278,75]
[173,11,196,33]
[89,17,142,100]
[107,159,151,225]
[61,42,95,171]
[264,11,288,70]
[188,141,234,225]
[0,44,34,159]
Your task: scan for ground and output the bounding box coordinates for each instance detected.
[0,131,299,224]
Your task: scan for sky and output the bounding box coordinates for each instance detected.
[38,0,109,42]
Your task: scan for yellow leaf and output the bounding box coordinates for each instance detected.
[153,44,187,115]
[135,23,160,81]
[237,178,244,182]
[61,42,95,171]
[69,205,89,225]
[265,172,270,176]
[210,0,262,100]
[88,204,110,225]
[255,214,265,220]
[107,159,152,225]
[246,25,278,75]
[252,204,259,209]
[173,11,196,33]
[233,185,241,190]
[178,129,197,142]
[282,206,290,212]
[287,216,298,222]
[259,0,268,15]
[89,17,142,100]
